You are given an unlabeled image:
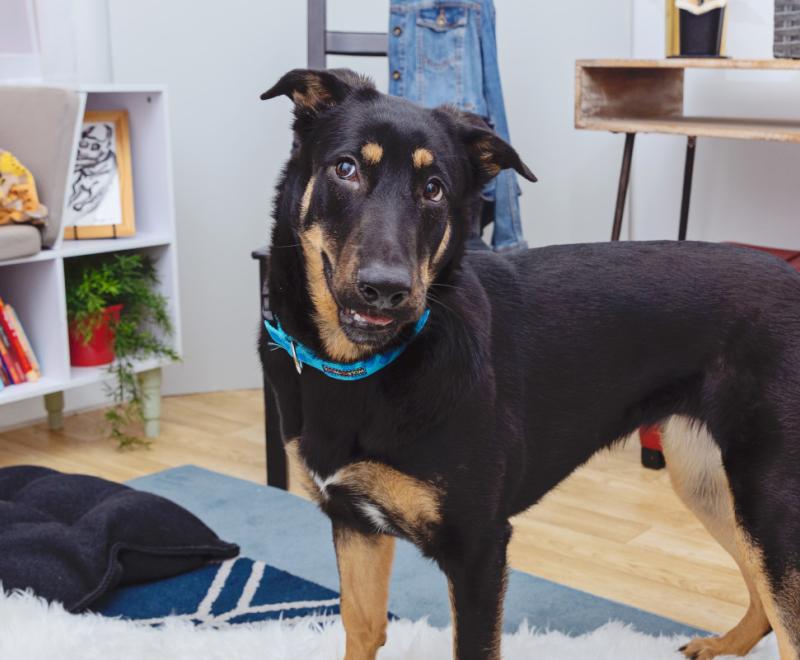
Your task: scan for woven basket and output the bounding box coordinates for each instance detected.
[775,1,800,58]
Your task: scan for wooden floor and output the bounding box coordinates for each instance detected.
[0,390,746,634]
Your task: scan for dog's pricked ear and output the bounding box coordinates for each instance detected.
[260,68,373,113]
[462,127,537,184]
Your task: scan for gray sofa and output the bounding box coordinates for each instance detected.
[0,86,82,260]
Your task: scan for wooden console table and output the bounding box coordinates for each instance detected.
[575,58,800,241]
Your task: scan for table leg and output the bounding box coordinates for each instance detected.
[611,132,636,241]
[678,136,696,241]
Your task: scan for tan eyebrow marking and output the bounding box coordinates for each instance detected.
[412,147,434,168]
[361,142,384,164]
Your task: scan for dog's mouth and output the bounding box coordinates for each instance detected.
[337,305,402,346]
[321,251,416,348]
[339,307,396,330]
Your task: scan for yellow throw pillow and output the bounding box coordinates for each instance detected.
[0,150,48,226]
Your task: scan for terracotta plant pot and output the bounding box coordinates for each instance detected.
[69,304,123,367]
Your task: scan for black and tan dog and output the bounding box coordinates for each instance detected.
[259,68,800,660]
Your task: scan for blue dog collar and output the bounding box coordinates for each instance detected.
[264,309,430,381]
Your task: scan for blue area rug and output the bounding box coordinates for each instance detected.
[109,465,704,637]
[93,557,340,625]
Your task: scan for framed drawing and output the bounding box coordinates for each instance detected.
[63,110,136,239]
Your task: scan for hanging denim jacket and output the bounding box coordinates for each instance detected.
[388,0,526,251]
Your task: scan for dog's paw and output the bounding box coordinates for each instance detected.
[678,636,739,660]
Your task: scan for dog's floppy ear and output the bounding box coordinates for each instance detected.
[260,68,372,114]
[463,127,537,184]
[438,107,537,185]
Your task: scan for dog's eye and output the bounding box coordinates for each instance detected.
[334,158,358,181]
[423,178,444,202]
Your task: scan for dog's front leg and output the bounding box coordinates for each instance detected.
[334,526,395,660]
[444,524,511,660]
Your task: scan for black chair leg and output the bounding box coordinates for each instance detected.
[254,247,289,489]
[263,378,288,489]
[611,132,636,241]
[678,136,696,241]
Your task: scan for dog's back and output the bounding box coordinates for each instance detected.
[466,241,800,506]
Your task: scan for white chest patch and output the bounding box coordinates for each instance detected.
[356,501,394,534]
[310,469,395,534]
[310,470,340,501]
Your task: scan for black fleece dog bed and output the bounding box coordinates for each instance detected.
[0,465,239,611]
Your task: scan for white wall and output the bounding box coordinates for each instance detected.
[105,0,633,397]
[5,0,797,427]
[3,0,633,427]
[496,0,633,246]
[630,0,800,245]
[107,0,307,395]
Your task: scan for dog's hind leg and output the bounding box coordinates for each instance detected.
[732,529,800,660]
[727,439,800,659]
[661,416,771,660]
[333,527,395,660]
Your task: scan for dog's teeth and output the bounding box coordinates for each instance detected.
[353,312,366,323]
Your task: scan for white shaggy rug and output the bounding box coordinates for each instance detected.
[0,589,779,660]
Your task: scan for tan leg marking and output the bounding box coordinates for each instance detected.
[491,570,508,660]
[447,570,506,660]
[412,147,434,168]
[661,416,772,659]
[335,461,442,542]
[334,529,395,660]
[361,142,383,165]
[298,225,365,362]
[448,579,458,659]
[734,532,798,660]
[283,437,321,501]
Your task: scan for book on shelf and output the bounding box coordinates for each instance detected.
[0,324,23,384]
[0,297,40,386]
[0,354,9,387]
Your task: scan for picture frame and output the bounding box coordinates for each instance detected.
[666,0,728,57]
[63,110,136,240]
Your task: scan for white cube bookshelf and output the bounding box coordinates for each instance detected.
[0,85,182,434]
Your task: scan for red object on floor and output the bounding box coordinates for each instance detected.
[639,425,663,451]
[638,242,800,467]
[69,304,122,367]
[728,242,800,272]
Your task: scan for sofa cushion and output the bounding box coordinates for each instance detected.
[0,87,83,247]
[0,224,41,261]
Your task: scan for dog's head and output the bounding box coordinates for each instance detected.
[262,68,535,361]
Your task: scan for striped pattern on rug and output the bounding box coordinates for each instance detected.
[92,557,341,625]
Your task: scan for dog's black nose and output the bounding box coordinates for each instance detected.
[357,265,411,309]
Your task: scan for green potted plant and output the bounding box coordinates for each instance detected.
[65,252,178,448]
